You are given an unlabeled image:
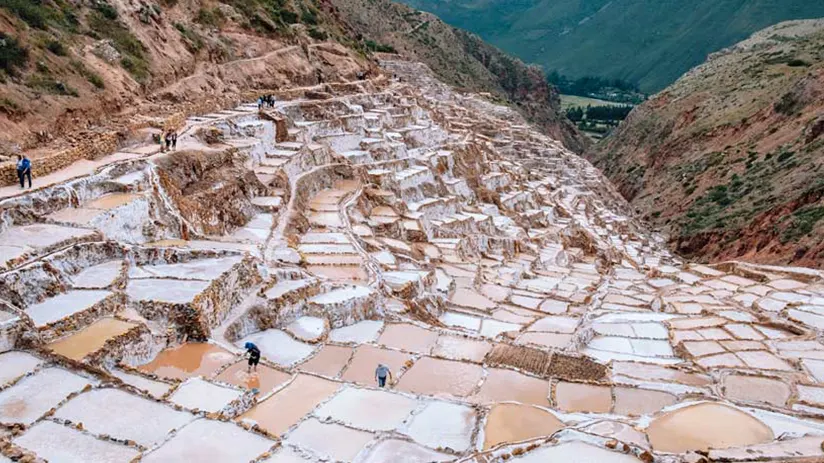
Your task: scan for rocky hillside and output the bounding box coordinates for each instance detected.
[329,0,587,153]
[0,0,583,157]
[0,0,378,152]
[587,20,824,268]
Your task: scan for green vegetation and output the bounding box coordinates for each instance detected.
[400,0,824,92]
[87,6,150,82]
[46,39,66,56]
[0,32,29,76]
[174,22,204,52]
[70,59,104,89]
[26,74,78,96]
[196,7,226,27]
[307,26,328,41]
[781,205,824,243]
[364,40,395,53]
[549,72,645,104]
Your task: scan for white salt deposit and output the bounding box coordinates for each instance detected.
[169,378,243,412]
[71,260,122,288]
[285,418,374,462]
[286,316,327,342]
[129,256,242,280]
[517,441,643,462]
[310,286,373,305]
[0,351,42,386]
[239,329,317,366]
[358,439,453,463]
[403,401,476,452]
[55,388,194,447]
[26,290,111,327]
[440,312,481,331]
[109,369,173,399]
[480,319,521,338]
[142,419,274,462]
[314,386,419,431]
[329,320,384,343]
[0,367,92,425]
[126,278,210,303]
[14,421,140,463]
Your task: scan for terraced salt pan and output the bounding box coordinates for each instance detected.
[110,369,173,398]
[129,256,242,280]
[286,316,327,342]
[14,420,140,463]
[403,401,476,452]
[646,402,774,453]
[472,368,550,407]
[285,418,373,462]
[216,361,292,393]
[397,357,484,398]
[440,311,482,331]
[358,439,452,463]
[71,260,122,288]
[239,329,316,367]
[170,378,243,412]
[341,345,412,385]
[0,351,42,386]
[0,367,92,425]
[329,320,383,343]
[26,290,111,327]
[55,388,194,446]
[298,344,352,377]
[513,441,642,462]
[47,317,137,361]
[0,224,97,261]
[263,446,312,462]
[431,335,492,362]
[142,419,274,462]
[139,343,235,380]
[126,278,210,303]
[309,285,373,305]
[239,374,340,436]
[379,323,438,353]
[483,404,564,449]
[314,387,419,431]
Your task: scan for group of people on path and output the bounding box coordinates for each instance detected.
[243,342,394,388]
[160,130,178,153]
[257,95,276,110]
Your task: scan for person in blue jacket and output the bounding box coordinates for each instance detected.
[244,342,261,373]
[16,154,31,189]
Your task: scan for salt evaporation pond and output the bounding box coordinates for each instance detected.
[54,388,194,447]
[0,368,91,425]
[314,386,418,431]
[139,343,235,380]
[142,419,274,462]
[403,401,476,452]
[285,418,374,462]
[239,329,316,367]
[14,420,139,463]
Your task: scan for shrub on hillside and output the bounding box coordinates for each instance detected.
[0,32,29,76]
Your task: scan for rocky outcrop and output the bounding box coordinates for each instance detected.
[586,20,824,267]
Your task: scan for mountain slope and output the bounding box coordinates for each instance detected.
[586,20,824,268]
[329,0,587,152]
[400,0,824,92]
[0,0,374,153]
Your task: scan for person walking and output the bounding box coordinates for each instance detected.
[374,363,392,388]
[165,130,173,152]
[171,131,178,151]
[16,155,31,189]
[244,342,261,373]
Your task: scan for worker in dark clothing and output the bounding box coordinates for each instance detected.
[244,342,261,373]
[16,155,31,189]
[375,363,392,388]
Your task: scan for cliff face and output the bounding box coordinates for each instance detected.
[587,20,824,268]
[329,0,587,153]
